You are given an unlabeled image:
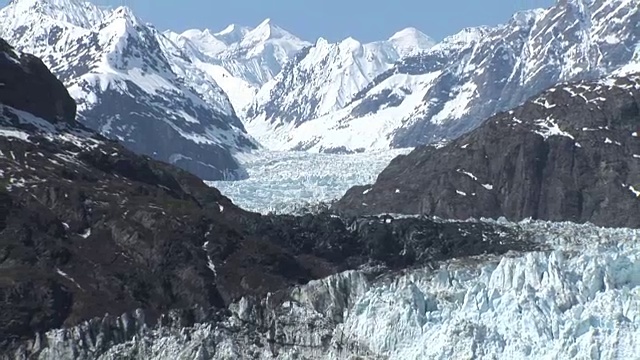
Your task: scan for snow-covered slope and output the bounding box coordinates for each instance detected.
[245,0,640,152]
[244,30,435,151]
[0,0,258,180]
[167,19,310,111]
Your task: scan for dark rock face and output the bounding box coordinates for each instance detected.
[335,74,640,229]
[0,39,76,124]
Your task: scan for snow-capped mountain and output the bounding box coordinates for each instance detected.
[388,27,436,57]
[166,19,310,111]
[0,0,257,180]
[245,0,640,153]
[244,30,435,152]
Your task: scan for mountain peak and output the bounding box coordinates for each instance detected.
[213,23,252,45]
[180,28,228,56]
[339,36,361,50]
[241,18,296,45]
[389,27,431,42]
[3,0,108,29]
[102,5,141,28]
[257,17,273,27]
[388,27,435,56]
[316,37,330,47]
[110,6,136,19]
[216,23,238,36]
[245,18,277,41]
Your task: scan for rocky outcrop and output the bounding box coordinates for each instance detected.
[0,39,75,124]
[334,74,640,228]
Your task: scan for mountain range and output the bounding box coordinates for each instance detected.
[244,0,640,152]
[0,36,533,357]
[0,0,260,180]
[1,0,639,170]
[0,0,441,172]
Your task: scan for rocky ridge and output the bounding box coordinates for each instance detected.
[335,73,640,228]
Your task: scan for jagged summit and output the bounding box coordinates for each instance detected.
[4,0,107,28]
[172,18,310,110]
[240,18,293,44]
[213,22,251,44]
[96,6,147,43]
[107,5,137,21]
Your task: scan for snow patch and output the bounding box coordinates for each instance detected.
[80,228,91,239]
[56,268,83,290]
[482,183,494,190]
[534,118,574,140]
[457,169,478,181]
[0,128,31,141]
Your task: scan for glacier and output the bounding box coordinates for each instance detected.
[208,149,412,214]
[13,219,640,359]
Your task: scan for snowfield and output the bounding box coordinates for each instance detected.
[208,149,412,213]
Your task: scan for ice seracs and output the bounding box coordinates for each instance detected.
[209,148,410,214]
[24,220,640,359]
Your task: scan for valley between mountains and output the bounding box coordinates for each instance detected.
[0,0,640,359]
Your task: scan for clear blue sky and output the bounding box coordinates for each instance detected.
[5,0,557,42]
